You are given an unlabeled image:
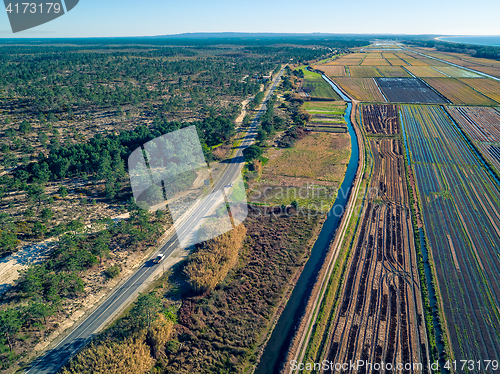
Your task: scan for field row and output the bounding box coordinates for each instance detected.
[362,104,400,135]
[400,105,500,367]
[323,139,427,372]
[447,106,500,172]
[303,101,348,133]
[423,78,497,105]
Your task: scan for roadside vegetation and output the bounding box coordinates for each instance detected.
[59,205,323,374]
[0,205,167,371]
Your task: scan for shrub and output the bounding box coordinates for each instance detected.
[243,145,263,162]
[105,265,121,279]
[184,224,247,293]
[61,337,154,374]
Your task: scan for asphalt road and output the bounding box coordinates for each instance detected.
[25,67,284,374]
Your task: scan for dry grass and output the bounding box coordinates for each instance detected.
[263,132,350,182]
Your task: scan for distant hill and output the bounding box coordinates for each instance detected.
[0,32,440,46]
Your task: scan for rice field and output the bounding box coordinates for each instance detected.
[348,66,383,78]
[400,105,500,367]
[361,58,390,66]
[403,52,449,66]
[411,49,500,77]
[447,106,500,171]
[423,78,498,105]
[432,66,484,78]
[472,66,500,79]
[459,78,500,103]
[382,53,408,66]
[376,78,447,104]
[313,65,347,77]
[375,66,412,77]
[364,52,383,58]
[404,66,447,78]
[395,53,428,66]
[327,54,365,66]
[332,78,386,102]
[447,106,500,142]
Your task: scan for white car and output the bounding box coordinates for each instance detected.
[153,254,164,264]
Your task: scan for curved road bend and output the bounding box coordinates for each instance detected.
[26,67,285,374]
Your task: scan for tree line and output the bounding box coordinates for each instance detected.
[406,39,500,61]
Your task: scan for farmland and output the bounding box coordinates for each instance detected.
[375,78,447,104]
[298,45,500,374]
[458,78,500,103]
[362,104,399,135]
[314,65,347,77]
[327,54,365,66]
[382,53,408,66]
[348,66,383,78]
[250,108,350,210]
[432,66,483,78]
[446,106,500,172]
[411,47,500,78]
[423,78,498,105]
[332,78,386,102]
[395,53,428,66]
[299,67,342,100]
[316,138,428,373]
[400,105,500,367]
[304,101,348,133]
[376,66,412,77]
[404,66,447,78]
[472,66,500,79]
[361,58,391,66]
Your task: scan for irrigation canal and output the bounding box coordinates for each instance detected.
[254,74,359,374]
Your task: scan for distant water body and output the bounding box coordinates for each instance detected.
[439,36,500,47]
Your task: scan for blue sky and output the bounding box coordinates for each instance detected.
[1,0,500,38]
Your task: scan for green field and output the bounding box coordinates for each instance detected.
[303,101,346,115]
[304,100,347,131]
[299,66,342,100]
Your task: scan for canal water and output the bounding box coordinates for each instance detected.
[254,75,359,374]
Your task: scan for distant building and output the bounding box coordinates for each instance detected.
[252,74,272,82]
